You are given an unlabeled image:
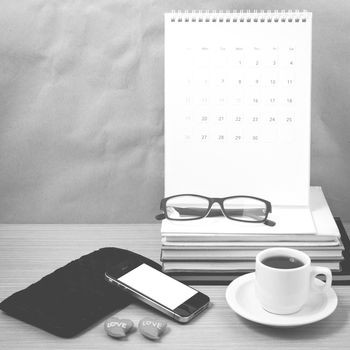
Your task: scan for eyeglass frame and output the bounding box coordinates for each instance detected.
[156,194,275,226]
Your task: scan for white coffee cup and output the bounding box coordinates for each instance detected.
[255,247,332,315]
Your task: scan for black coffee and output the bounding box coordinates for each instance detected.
[262,255,304,269]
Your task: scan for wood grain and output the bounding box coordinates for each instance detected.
[0,224,349,349]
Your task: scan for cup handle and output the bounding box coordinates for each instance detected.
[310,266,332,292]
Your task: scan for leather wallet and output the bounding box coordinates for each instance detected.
[0,247,161,337]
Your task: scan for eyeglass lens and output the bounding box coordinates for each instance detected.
[166,195,209,220]
[222,197,267,222]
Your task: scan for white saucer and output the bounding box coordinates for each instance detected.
[225,272,338,327]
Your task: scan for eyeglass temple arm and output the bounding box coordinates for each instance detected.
[264,219,276,226]
[155,213,166,220]
[173,207,266,217]
[156,207,276,226]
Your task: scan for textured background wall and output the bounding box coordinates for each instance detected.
[0,0,349,223]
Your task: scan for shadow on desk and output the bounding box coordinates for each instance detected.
[238,298,349,340]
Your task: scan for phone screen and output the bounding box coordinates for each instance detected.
[118,263,198,310]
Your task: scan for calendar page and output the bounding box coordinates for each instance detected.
[164,11,312,206]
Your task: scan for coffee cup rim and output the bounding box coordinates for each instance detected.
[256,247,310,271]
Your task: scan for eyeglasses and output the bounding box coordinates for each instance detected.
[155,194,276,226]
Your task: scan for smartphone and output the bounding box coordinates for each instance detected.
[105,261,210,323]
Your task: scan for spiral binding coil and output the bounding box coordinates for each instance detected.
[168,10,311,23]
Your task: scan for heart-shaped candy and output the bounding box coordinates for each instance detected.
[138,317,167,340]
[104,317,134,338]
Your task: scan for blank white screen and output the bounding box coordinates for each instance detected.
[118,264,197,310]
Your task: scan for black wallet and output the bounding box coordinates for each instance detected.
[0,247,161,338]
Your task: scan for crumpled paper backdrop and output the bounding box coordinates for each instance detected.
[0,0,349,223]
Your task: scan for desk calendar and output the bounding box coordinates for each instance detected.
[164,11,312,207]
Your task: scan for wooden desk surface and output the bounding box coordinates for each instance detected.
[0,224,349,349]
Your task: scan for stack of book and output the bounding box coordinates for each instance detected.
[161,187,349,284]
